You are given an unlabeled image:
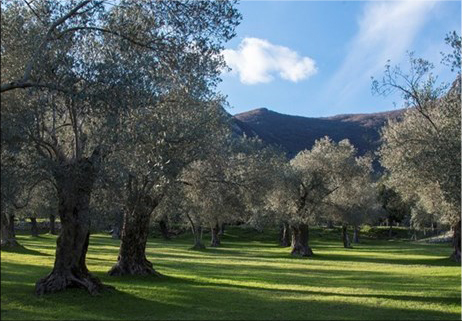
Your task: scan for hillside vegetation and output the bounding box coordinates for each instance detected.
[232,108,404,157]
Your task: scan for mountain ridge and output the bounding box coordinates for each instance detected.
[231,107,405,158]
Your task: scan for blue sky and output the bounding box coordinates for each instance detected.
[218,1,461,117]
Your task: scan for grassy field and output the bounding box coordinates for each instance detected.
[1,227,460,320]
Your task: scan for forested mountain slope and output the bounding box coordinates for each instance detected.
[232,107,405,157]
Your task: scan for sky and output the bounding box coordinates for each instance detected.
[218,0,461,117]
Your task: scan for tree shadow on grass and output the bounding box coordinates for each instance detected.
[311,252,459,267]
[2,261,460,320]
[1,244,51,257]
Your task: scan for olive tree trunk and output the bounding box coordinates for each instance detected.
[30,217,38,237]
[290,223,313,257]
[388,220,393,238]
[8,213,16,238]
[279,222,290,247]
[1,210,18,248]
[158,219,171,240]
[451,220,461,262]
[353,225,360,243]
[49,214,57,235]
[191,225,205,250]
[218,223,226,236]
[342,225,352,248]
[210,222,221,247]
[185,212,205,250]
[35,158,107,295]
[108,196,160,276]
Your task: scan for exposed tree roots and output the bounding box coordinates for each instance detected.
[35,271,113,296]
[108,258,161,277]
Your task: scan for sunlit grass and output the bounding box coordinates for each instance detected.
[1,227,460,320]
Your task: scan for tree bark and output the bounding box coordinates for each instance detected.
[49,214,57,235]
[388,222,393,238]
[30,217,38,237]
[158,218,171,240]
[218,223,225,236]
[35,158,108,295]
[1,211,19,248]
[290,224,313,257]
[108,197,160,276]
[210,222,221,247]
[450,220,461,262]
[8,213,16,238]
[342,224,352,248]
[279,222,290,247]
[353,225,360,243]
[191,225,205,250]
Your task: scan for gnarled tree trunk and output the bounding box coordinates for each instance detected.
[353,225,360,243]
[342,224,352,248]
[49,214,57,235]
[451,220,461,262]
[35,158,107,295]
[30,217,38,237]
[210,222,221,247]
[290,223,313,257]
[1,210,19,248]
[158,218,171,240]
[279,222,290,247]
[108,196,160,276]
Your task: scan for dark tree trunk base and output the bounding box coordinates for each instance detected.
[342,225,353,248]
[158,219,171,241]
[290,224,313,257]
[49,214,57,235]
[280,222,291,247]
[190,242,206,250]
[1,238,20,248]
[450,251,460,263]
[353,227,360,244]
[210,223,221,247]
[108,259,161,277]
[451,220,461,263]
[30,217,38,237]
[210,240,220,247]
[291,246,313,257]
[35,270,111,296]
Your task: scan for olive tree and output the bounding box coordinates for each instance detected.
[267,137,362,257]
[1,0,240,294]
[327,157,381,248]
[179,136,281,249]
[106,95,230,273]
[375,35,461,261]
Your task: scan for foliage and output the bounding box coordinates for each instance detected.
[267,137,380,229]
[377,57,461,226]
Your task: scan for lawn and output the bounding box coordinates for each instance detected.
[1,227,460,320]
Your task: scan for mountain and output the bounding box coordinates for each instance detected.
[232,107,405,158]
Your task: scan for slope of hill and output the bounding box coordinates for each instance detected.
[232,107,404,157]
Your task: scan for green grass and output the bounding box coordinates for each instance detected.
[1,227,460,320]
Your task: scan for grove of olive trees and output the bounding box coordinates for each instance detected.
[1,3,459,314]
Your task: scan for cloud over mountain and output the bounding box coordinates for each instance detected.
[223,38,317,85]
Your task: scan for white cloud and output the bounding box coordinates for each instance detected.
[326,0,436,108]
[222,38,317,85]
